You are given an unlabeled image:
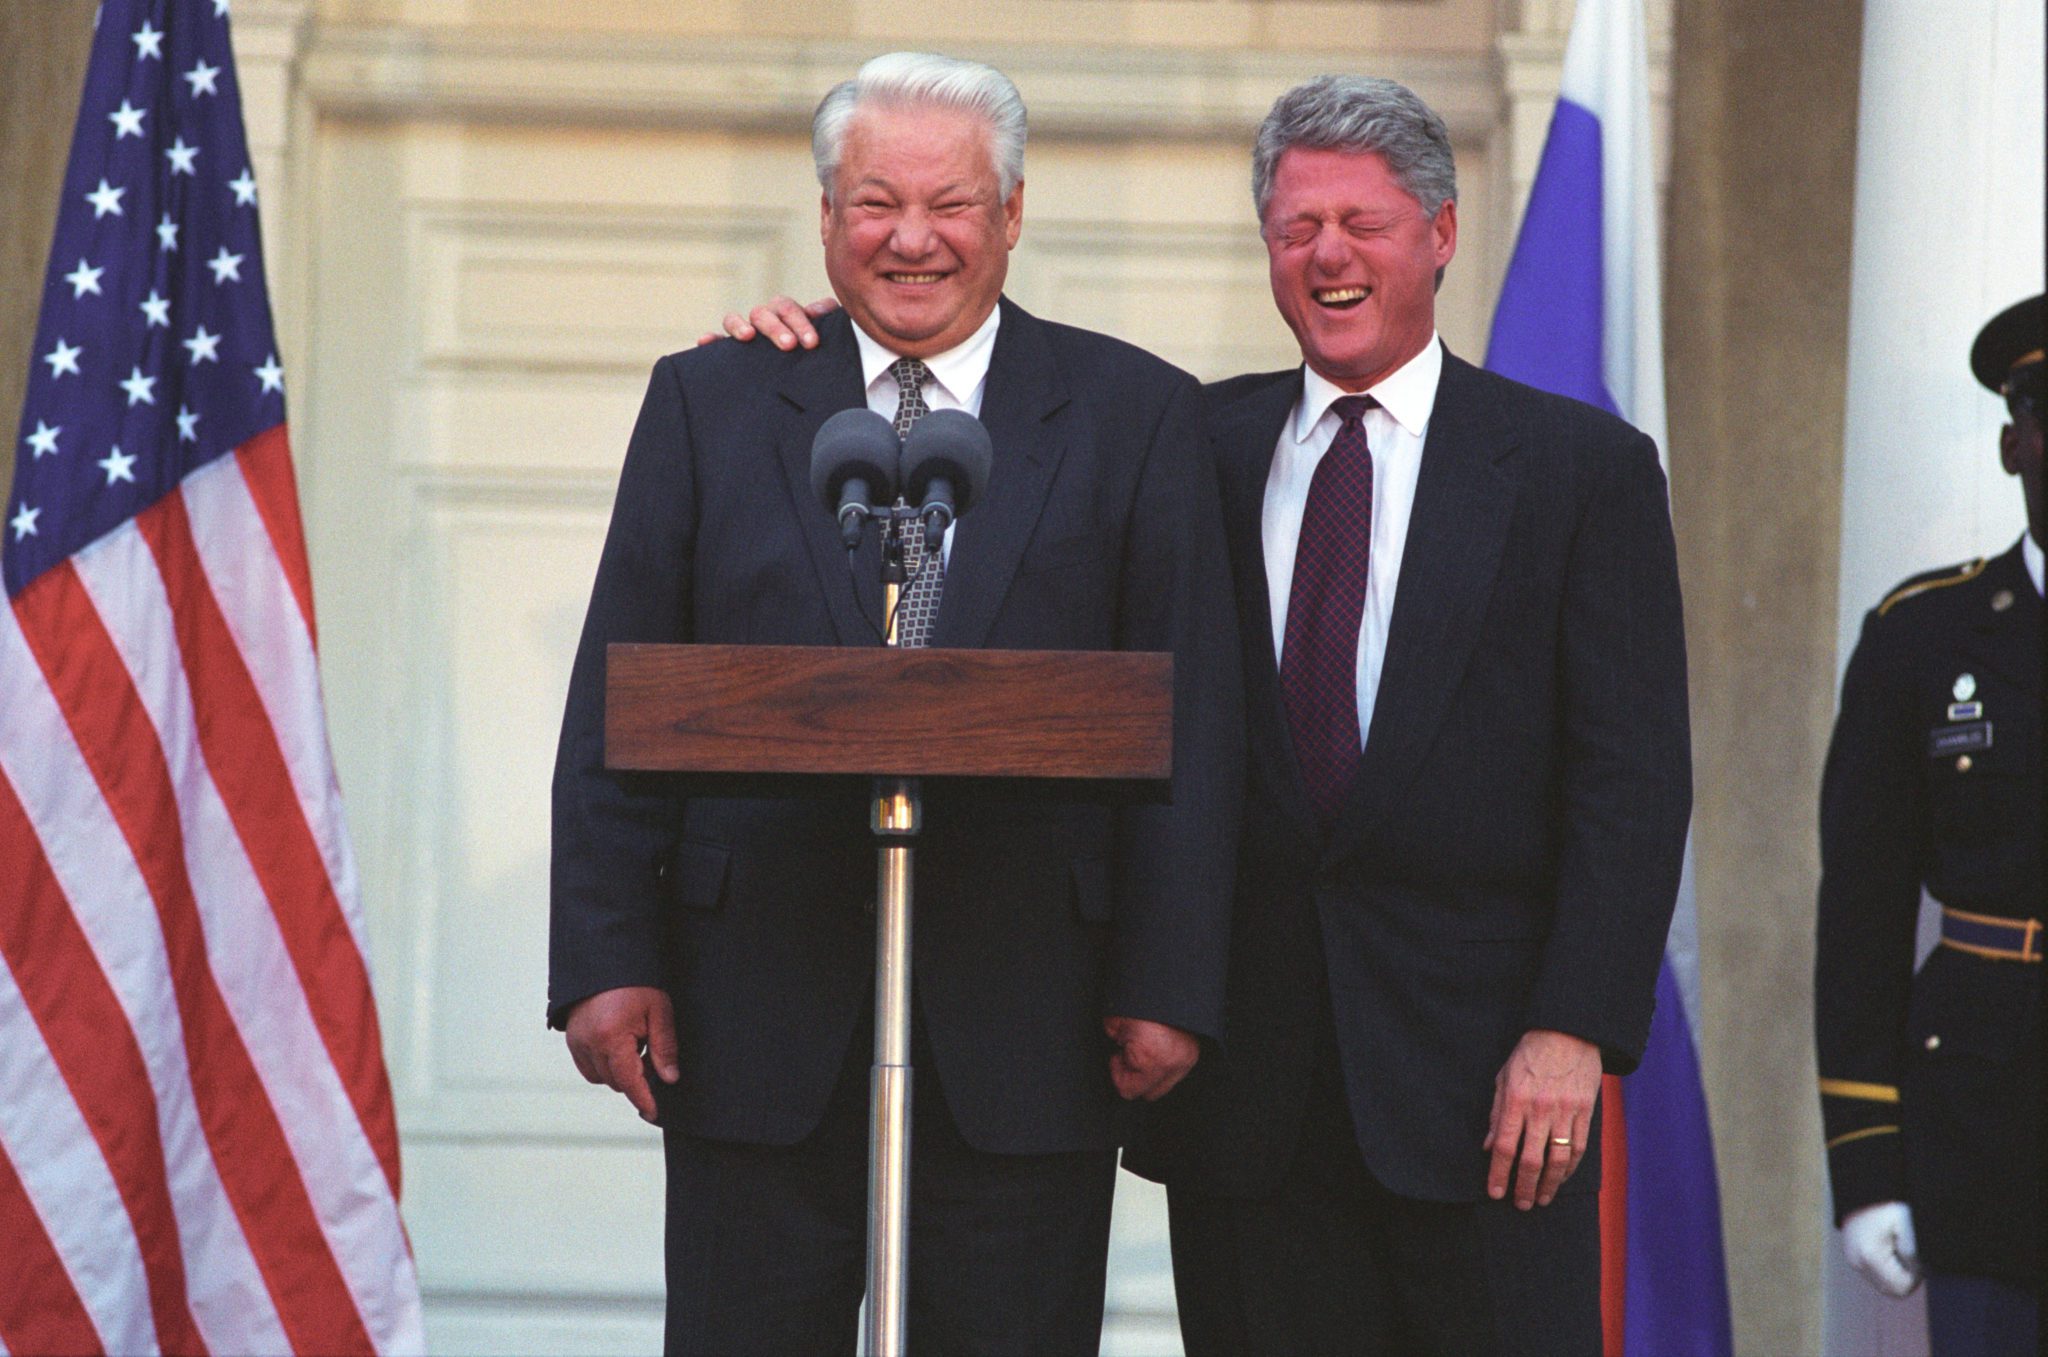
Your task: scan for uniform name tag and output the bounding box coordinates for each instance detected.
[1929,721,1992,757]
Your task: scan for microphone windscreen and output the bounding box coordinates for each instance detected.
[809,408,901,512]
[901,409,994,517]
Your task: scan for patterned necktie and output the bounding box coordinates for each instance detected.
[1279,394,1377,827]
[889,357,944,647]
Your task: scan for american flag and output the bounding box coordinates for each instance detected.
[1,3,423,1353]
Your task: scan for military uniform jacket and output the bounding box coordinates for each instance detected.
[1816,539,2043,1288]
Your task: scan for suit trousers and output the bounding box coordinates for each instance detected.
[1166,1006,1600,1357]
[660,1009,1118,1357]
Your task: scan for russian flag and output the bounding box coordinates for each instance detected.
[1484,3,1734,1356]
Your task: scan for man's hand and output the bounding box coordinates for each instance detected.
[1104,1016,1199,1101]
[1483,1028,1602,1209]
[695,295,839,350]
[564,985,678,1124]
[1842,1201,1922,1297]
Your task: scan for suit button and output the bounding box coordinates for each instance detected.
[1955,755,1973,773]
[1925,1034,1941,1051]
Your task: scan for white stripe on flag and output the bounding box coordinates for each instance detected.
[0,593,291,1356]
[0,952,139,1356]
[72,518,421,1352]
[1558,0,1667,456]
[181,454,369,964]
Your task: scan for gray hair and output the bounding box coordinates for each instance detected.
[1251,75,1457,221]
[813,52,1027,201]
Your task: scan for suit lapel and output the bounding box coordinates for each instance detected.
[929,298,1071,650]
[1331,351,1521,846]
[1212,371,1319,831]
[772,311,880,646]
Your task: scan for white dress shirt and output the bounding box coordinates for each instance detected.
[1263,336,1443,748]
[2023,529,2043,597]
[851,307,1001,567]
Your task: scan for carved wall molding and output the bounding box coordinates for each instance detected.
[297,25,1503,141]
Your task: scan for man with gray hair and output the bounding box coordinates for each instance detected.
[551,51,1241,1354]
[723,69,1688,1356]
[1126,74,1690,1354]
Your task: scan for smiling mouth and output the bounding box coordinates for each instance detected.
[886,272,948,285]
[1314,286,1370,309]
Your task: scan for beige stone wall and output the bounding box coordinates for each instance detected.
[1666,2,1865,1353]
[311,0,1504,53]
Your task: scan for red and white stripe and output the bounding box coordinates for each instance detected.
[0,428,422,1356]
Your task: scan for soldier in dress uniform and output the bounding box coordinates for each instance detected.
[1815,292,2043,1356]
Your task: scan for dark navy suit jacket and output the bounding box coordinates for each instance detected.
[1127,349,1691,1201]
[549,299,1243,1156]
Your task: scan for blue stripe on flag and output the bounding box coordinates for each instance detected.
[1483,99,1618,417]
[1625,961,1735,1357]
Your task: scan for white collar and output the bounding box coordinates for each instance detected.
[2024,529,2044,597]
[852,304,1003,406]
[1292,333,1442,443]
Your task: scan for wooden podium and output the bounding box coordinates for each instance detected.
[606,642,1173,1356]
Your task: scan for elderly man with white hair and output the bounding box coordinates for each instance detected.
[549,51,1241,1356]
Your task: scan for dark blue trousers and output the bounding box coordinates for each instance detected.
[658,1014,1117,1357]
[1927,1272,2040,1357]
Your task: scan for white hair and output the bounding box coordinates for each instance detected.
[812,52,1027,200]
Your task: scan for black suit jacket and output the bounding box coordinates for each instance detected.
[1815,542,2041,1287]
[1127,349,1691,1202]
[549,300,1243,1156]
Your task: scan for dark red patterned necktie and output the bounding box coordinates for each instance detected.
[1280,394,1377,826]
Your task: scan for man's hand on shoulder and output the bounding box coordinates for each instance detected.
[695,295,839,350]
[1483,1028,1602,1209]
[1103,1016,1199,1101]
[564,985,678,1124]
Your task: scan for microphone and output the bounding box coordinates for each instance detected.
[809,408,901,549]
[900,409,993,551]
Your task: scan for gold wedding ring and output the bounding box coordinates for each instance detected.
[1551,1136,1574,1147]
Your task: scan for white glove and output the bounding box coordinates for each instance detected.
[1842,1201,1921,1297]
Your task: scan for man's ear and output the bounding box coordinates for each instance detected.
[1002,180,1025,249]
[820,190,832,246]
[1431,199,1459,270]
[2000,421,2019,476]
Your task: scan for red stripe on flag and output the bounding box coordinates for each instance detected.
[234,426,318,650]
[0,767,210,1356]
[1598,1072,1628,1357]
[0,1135,104,1357]
[12,563,375,1357]
[138,487,403,1199]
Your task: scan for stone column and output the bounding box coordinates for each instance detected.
[1664,2,1865,1354]
[1838,0,2044,643]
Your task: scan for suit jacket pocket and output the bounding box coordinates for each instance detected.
[671,840,731,911]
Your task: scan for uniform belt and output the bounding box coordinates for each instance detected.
[1939,907,2043,962]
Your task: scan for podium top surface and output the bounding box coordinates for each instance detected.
[605,643,1172,781]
